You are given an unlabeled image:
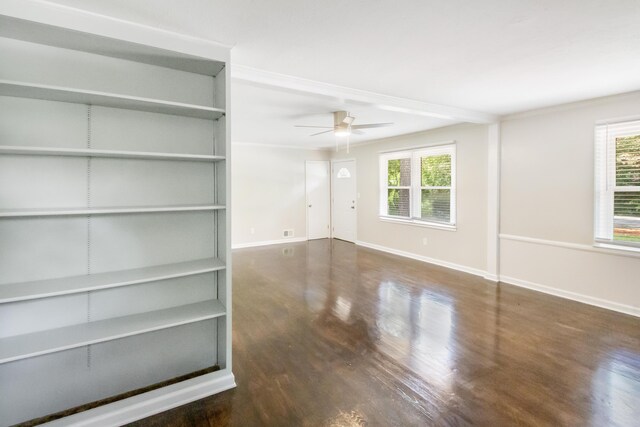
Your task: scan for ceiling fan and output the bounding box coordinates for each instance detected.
[295,111,393,152]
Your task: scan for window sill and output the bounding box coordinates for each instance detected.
[379,216,457,231]
[593,242,640,256]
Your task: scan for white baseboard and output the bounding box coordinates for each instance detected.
[44,371,236,427]
[483,273,499,282]
[356,240,639,317]
[232,237,307,249]
[355,240,487,278]
[500,275,640,318]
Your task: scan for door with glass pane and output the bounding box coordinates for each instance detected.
[332,160,357,242]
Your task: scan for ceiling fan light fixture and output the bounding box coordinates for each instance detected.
[295,111,393,143]
[334,128,351,137]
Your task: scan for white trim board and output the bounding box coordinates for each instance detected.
[355,240,488,278]
[500,233,640,259]
[356,239,639,317]
[232,237,307,249]
[43,371,236,427]
[499,276,640,318]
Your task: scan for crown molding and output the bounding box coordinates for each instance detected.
[231,65,498,124]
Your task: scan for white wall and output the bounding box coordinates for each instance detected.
[500,91,640,316]
[231,144,329,247]
[333,123,489,275]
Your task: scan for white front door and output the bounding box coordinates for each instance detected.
[306,161,331,239]
[332,160,357,242]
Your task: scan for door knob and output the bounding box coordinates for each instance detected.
[351,206,355,209]
[308,204,312,208]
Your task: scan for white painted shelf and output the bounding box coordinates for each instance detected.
[0,80,225,120]
[0,258,225,303]
[0,204,225,218]
[0,146,225,162]
[0,300,226,364]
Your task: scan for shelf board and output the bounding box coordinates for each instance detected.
[0,146,225,162]
[0,80,225,120]
[0,300,226,364]
[0,204,225,218]
[0,258,225,304]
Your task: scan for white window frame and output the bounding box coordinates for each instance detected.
[594,119,640,250]
[379,143,456,229]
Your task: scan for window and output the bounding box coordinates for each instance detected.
[595,119,640,249]
[379,144,456,227]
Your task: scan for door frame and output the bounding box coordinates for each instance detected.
[330,158,357,242]
[305,160,331,240]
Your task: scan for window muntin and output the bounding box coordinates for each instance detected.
[595,120,640,248]
[380,144,456,226]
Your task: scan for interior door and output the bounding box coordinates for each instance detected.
[332,160,357,242]
[306,161,331,239]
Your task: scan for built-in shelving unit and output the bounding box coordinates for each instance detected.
[0,2,233,426]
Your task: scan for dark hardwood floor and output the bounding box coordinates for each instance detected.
[129,239,640,426]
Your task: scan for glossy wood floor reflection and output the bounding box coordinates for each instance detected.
[129,239,640,426]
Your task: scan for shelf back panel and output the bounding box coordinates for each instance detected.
[91,106,216,155]
[0,96,87,148]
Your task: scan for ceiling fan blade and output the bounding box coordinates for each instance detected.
[310,129,335,136]
[351,130,365,135]
[294,125,333,128]
[351,123,393,129]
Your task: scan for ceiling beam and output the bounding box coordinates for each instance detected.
[231,64,498,124]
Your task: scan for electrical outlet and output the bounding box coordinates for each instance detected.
[422,237,428,245]
[283,229,294,238]
[282,248,294,256]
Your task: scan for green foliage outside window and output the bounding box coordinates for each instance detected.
[388,159,401,186]
[615,135,640,217]
[421,154,451,187]
[616,135,640,187]
[387,159,410,216]
[614,135,640,243]
[421,155,451,221]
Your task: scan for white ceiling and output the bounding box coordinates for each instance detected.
[232,82,456,149]
[43,0,640,145]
